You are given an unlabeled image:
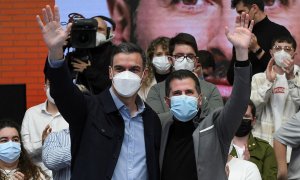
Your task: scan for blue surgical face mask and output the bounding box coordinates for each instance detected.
[0,141,21,164]
[170,95,199,122]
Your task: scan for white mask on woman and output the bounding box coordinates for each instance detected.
[152,56,171,74]
[274,50,292,68]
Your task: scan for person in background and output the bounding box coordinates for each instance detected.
[226,155,262,180]
[274,111,300,180]
[42,128,71,180]
[138,37,171,100]
[197,50,216,81]
[251,36,300,163]
[146,33,223,122]
[68,15,115,94]
[227,0,291,85]
[21,78,69,178]
[230,100,277,180]
[0,119,48,180]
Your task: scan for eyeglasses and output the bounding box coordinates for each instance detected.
[170,54,198,63]
[272,45,294,53]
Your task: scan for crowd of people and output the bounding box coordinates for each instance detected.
[1,0,300,179]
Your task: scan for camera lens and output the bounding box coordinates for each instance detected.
[78,32,90,44]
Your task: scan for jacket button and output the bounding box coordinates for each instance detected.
[101,129,105,133]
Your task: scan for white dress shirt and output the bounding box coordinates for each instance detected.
[21,100,69,178]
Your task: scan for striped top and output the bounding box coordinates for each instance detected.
[42,129,71,180]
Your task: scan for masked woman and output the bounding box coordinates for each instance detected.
[0,120,49,180]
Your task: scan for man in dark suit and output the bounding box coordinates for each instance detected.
[37,5,161,180]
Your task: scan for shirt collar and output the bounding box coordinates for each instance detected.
[109,87,145,113]
[41,100,61,116]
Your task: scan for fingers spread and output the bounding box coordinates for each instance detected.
[42,8,49,24]
[46,5,54,22]
[36,15,44,30]
[54,5,60,23]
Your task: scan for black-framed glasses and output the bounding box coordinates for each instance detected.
[273,45,294,53]
[170,54,197,63]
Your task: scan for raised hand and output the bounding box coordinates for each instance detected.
[283,59,295,80]
[42,124,52,145]
[225,12,254,61]
[36,5,72,60]
[266,59,276,83]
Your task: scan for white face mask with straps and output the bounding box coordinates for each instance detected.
[112,71,142,97]
[273,50,292,68]
[95,32,115,46]
[152,56,171,74]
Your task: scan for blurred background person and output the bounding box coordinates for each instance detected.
[42,128,71,180]
[226,155,262,180]
[197,50,216,81]
[251,36,300,163]
[227,0,291,85]
[138,36,171,100]
[230,100,277,180]
[146,33,223,122]
[274,111,300,180]
[0,119,48,179]
[67,14,115,94]
[21,78,69,178]
[106,0,300,84]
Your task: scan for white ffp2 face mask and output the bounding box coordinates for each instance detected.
[173,57,195,71]
[152,56,171,74]
[274,50,292,68]
[96,32,108,46]
[112,71,142,97]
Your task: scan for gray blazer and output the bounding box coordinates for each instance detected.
[159,65,251,179]
[146,79,224,121]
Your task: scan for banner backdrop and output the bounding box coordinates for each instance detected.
[56,0,300,96]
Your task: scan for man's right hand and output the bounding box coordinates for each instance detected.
[36,5,72,60]
[266,59,276,83]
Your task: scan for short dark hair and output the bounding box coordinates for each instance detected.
[169,33,198,55]
[198,50,216,70]
[110,42,147,69]
[165,69,201,97]
[271,35,297,50]
[231,0,264,11]
[248,100,256,117]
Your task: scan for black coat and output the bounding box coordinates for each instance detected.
[45,61,161,180]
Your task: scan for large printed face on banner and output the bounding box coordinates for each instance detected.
[108,0,300,80]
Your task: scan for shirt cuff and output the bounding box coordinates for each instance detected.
[234,60,250,67]
[48,56,65,68]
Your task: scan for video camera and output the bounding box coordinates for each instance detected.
[70,18,98,48]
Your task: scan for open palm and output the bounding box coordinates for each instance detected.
[226,13,254,50]
[37,5,71,50]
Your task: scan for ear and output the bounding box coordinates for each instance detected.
[292,52,297,59]
[141,68,149,81]
[270,49,274,58]
[251,116,256,126]
[198,94,202,107]
[109,66,113,80]
[164,96,170,108]
[107,0,131,44]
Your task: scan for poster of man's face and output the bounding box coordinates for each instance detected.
[58,0,300,81]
